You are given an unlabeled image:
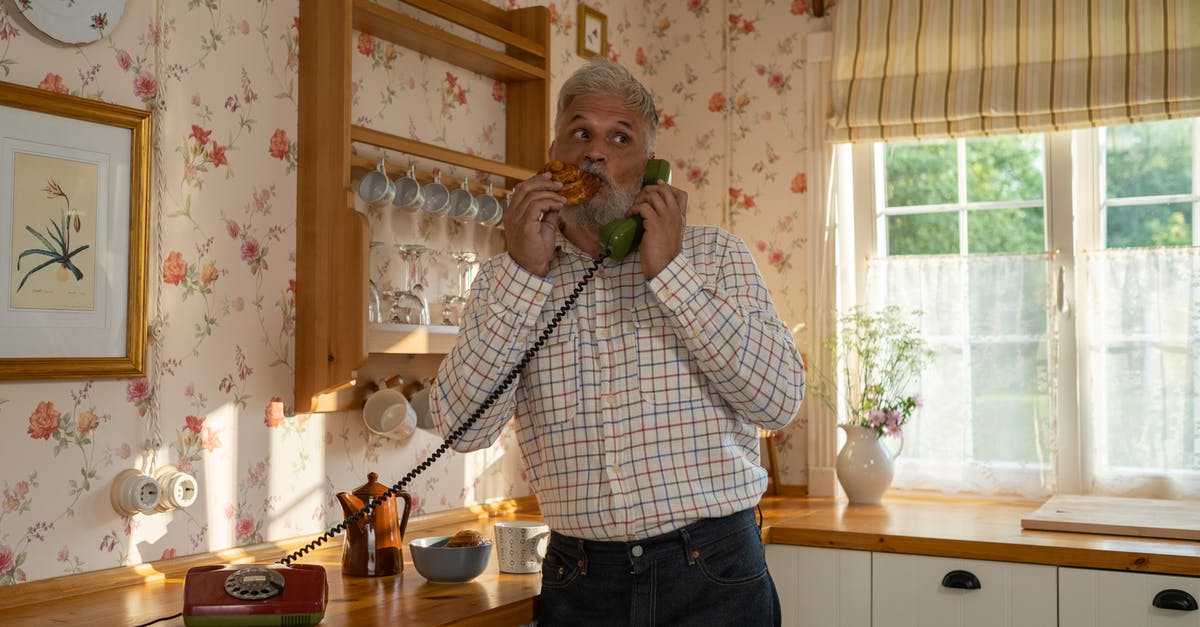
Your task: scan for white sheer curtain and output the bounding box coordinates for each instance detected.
[1078,247,1200,498]
[866,253,1057,497]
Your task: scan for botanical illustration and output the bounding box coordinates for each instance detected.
[15,179,90,293]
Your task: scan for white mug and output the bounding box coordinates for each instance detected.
[362,387,416,440]
[494,520,550,574]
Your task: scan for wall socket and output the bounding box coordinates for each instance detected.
[110,469,161,516]
[110,466,200,516]
[154,466,199,512]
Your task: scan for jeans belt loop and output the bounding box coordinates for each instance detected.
[680,526,699,566]
[576,538,588,576]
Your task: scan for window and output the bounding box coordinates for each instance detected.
[848,117,1200,498]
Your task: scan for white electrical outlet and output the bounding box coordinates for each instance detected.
[110,468,161,516]
[154,466,199,512]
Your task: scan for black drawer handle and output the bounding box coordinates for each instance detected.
[941,570,981,590]
[1152,589,1199,611]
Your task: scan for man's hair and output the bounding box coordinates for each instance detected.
[556,59,658,153]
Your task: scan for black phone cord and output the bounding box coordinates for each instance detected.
[278,255,604,566]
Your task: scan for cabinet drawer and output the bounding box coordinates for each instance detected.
[1060,567,1200,627]
[766,545,871,627]
[872,553,1056,627]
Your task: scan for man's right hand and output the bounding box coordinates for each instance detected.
[503,171,566,277]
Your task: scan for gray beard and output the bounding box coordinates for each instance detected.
[560,166,639,232]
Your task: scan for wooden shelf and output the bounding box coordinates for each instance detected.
[297,0,549,414]
[367,323,459,354]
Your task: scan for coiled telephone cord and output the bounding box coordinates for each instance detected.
[278,255,603,566]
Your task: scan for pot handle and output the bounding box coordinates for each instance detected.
[890,433,904,460]
[397,490,413,538]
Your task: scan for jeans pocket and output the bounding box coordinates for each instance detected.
[539,543,582,590]
[694,525,769,585]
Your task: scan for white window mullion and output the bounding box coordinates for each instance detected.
[1048,130,1082,493]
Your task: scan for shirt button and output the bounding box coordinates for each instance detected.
[631,545,644,557]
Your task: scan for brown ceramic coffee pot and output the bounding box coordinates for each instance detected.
[336,472,412,577]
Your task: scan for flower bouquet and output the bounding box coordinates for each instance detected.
[822,305,932,439]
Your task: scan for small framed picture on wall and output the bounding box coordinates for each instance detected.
[577,4,607,58]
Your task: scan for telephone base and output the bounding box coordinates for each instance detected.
[183,563,328,626]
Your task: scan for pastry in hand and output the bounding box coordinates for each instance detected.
[539,161,602,205]
[445,529,491,547]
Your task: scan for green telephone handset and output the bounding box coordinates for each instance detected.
[598,158,672,258]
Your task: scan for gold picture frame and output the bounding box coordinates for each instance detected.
[0,81,151,379]
[577,4,607,58]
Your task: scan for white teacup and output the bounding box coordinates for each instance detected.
[494,520,550,574]
[473,184,501,227]
[357,160,395,207]
[392,164,423,211]
[447,178,478,222]
[362,387,416,440]
[421,173,450,215]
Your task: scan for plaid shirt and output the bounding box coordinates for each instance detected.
[431,225,805,541]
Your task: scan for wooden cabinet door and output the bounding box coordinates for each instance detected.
[871,553,1056,627]
[766,545,872,627]
[1060,567,1200,627]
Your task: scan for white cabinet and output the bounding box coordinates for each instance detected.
[1060,567,1200,627]
[767,546,1056,627]
[871,553,1056,627]
[766,545,871,627]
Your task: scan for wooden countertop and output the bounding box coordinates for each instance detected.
[5,494,1200,625]
[759,493,1200,576]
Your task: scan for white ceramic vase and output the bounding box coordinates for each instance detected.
[835,424,896,504]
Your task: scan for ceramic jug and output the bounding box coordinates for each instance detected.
[336,472,412,576]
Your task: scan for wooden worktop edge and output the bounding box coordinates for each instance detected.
[765,525,1200,577]
[0,495,540,610]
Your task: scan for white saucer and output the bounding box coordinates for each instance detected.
[17,0,127,44]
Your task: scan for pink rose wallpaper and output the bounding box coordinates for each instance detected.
[0,0,824,586]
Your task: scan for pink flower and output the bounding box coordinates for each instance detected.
[264,397,285,428]
[37,73,69,94]
[768,250,785,268]
[224,504,235,520]
[27,401,61,440]
[768,71,784,89]
[791,0,811,15]
[236,515,255,541]
[57,547,69,562]
[162,251,187,285]
[491,80,505,103]
[0,545,14,575]
[133,71,157,100]
[185,415,205,436]
[119,443,132,459]
[268,129,290,159]
[161,548,177,559]
[241,238,262,263]
[238,20,250,35]
[115,49,132,71]
[912,393,924,407]
[226,219,240,239]
[126,378,151,403]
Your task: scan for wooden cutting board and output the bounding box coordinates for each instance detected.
[1020,495,1200,541]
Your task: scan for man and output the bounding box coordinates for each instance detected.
[431,59,805,626]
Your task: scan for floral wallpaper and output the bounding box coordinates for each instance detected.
[0,0,824,586]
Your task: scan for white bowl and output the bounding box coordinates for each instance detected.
[409,535,491,583]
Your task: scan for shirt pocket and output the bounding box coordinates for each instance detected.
[521,318,579,426]
[635,322,705,406]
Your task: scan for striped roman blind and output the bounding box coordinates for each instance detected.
[830,0,1200,143]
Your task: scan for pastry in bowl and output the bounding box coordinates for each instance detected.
[409,533,492,584]
[444,528,491,548]
[540,161,602,205]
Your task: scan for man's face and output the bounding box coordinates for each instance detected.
[549,94,650,230]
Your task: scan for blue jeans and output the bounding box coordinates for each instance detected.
[537,509,781,627]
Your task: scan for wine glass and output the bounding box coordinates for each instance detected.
[440,251,479,326]
[385,244,432,325]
